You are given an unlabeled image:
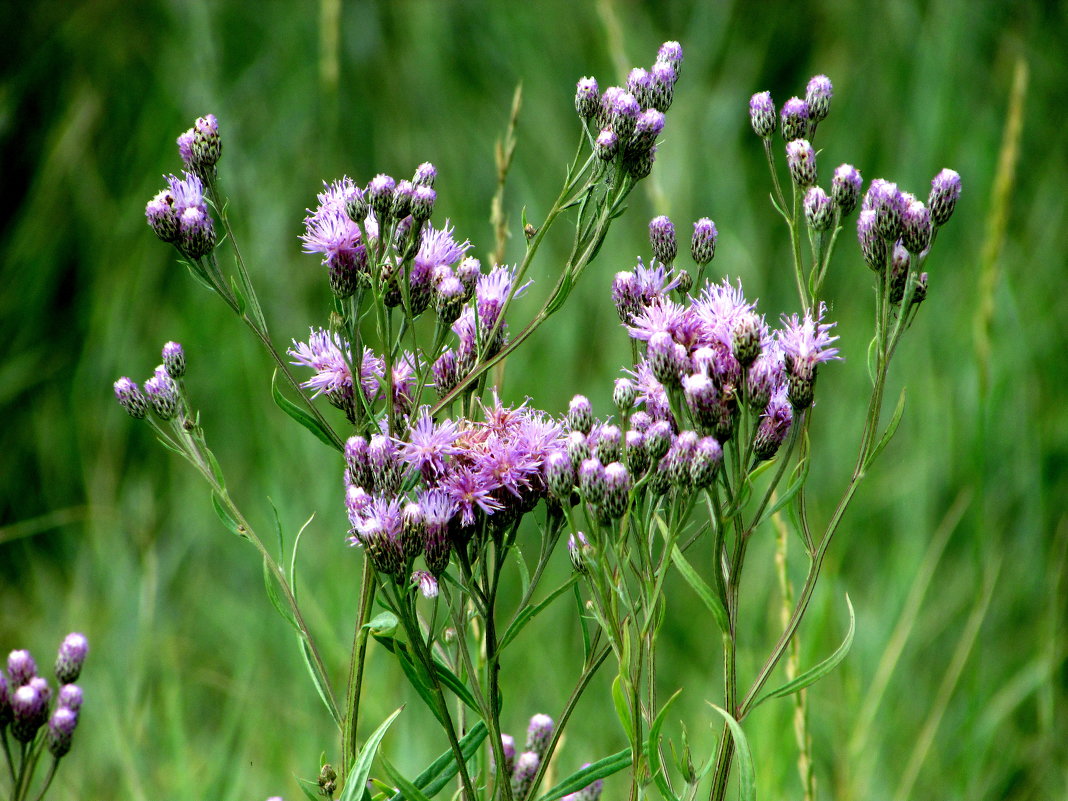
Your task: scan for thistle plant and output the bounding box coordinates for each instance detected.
[115,41,958,801]
[1,635,89,801]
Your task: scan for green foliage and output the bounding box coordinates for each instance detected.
[1,1,1065,799]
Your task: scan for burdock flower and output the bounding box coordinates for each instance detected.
[778,302,841,410]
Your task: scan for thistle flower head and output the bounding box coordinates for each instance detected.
[804,186,833,231]
[865,179,905,240]
[442,466,503,526]
[113,377,148,419]
[857,209,889,271]
[512,751,540,801]
[594,128,618,161]
[928,168,961,226]
[627,68,652,109]
[754,386,794,461]
[648,215,677,264]
[7,650,36,687]
[10,684,45,743]
[832,164,863,216]
[649,62,677,113]
[690,435,723,488]
[779,302,841,409]
[786,139,817,187]
[656,41,684,72]
[144,365,180,420]
[366,173,396,222]
[805,75,833,123]
[613,377,637,411]
[191,114,221,170]
[55,633,88,685]
[349,496,405,576]
[525,713,555,757]
[603,461,631,518]
[47,706,79,758]
[690,218,718,265]
[901,196,933,254]
[58,683,83,713]
[780,97,809,141]
[749,91,775,138]
[568,395,594,435]
[568,531,591,573]
[575,77,600,120]
[401,408,462,480]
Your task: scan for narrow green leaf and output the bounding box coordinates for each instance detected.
[271,369,341,451]
[575,585,592,664]
[181,258,217,293]
[499,575,579,651]
[513,543,531,598]
[745,458,777,484]
[536,749,632,801]
[229,274,247,315]
[262,556,299,633]
[302,637,342,728]
[611,674,633,737]
[750,594,855,711]
[205,446,227,488]
[866,335,878,384]
[670,546,729,636]
[339,707,404,801]
[380,755,433,801]
[387,721,486,801]
[211,491,247,539]
[647,689,683,801]
[706,704,755,801]
[296,777,321,801]
[865,387,907,470]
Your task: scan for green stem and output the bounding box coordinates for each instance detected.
[341,557,378,780]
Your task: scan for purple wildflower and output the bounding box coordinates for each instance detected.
[780,97,809,141]
[928,168,962,226]
[113,377,148,419]
[749,91,776,138]
[575,77,600,120]
[349,495,405,576]
[402,408,461,480]
[55,633,88,685]
[754,387,794,461]
[410,570,439,599]
[691,218,718,265]
[778,302,841,409]
[832,164,863,215]
[443,466,503,526]
[805,75,833,123]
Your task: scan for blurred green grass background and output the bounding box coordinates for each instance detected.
[1,0,1065,798]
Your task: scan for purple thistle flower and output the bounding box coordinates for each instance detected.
[420,488,457,575]
[349,495,405,576]
[443,466,503,526]
[603,462,631,518]
[647,330,684,386]
[665,430,698,488]
[578,457,607,506]
[475,438,540,500]
[644,419,675,461]
[628,360,673,423]
[568,395,594,435]
[778,302,841,409]
[477,264,530,339]
[113,377,149,419]
[805,75,833,123]
[191,113,221,170]
[55,633,88,685]
[526,713,555,757]
[682,371,718,430]
[901,196,933,254]
[627,297,691,344]
[624,429,650,476]
[7,651,36,687]
[161,341,186,379]
[629,410,652,432]
[545,449,575,500]
[47,706,79,758]
[649,62,677,113]
[649,215,677,265]
[754,387,794,461]
[627,68,652,109]
[144,365,180,420]
[857,208,889,271]
[575,77,600,120]
[512,751,540,801]
[747,340,785,411]
[145,189,179,243]
[368,434,403,496]
[10,684,45,743]
[804,186,833,231]
[410,570,439,599]
[832,164,863,215]
[632,109,665,153]
[613,377,637,411]
[889,242,910,304]
[690,436,723,489]
[345,485,372,529]
[176,128,195,167]
[780,97,809,141]
[58,684,83,713]
[345,435,372,489]
[595,128,619,161]
[786,139,817,187]
[749,91,776,138]
[416,220,470,272]
[591,423,623,464]
[413,161,437,188]
[390,350,421,419]
[568,430,591,473]
[609,90,641,141]
[366,173,396,222]
[657,41,684,72]
[402,409,461,480]
[865,179,905,241]
[928,168,962,226]
[691,218,718,265]
[411,185,436,222]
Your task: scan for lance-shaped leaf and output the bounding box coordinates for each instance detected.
[339,707,403,801]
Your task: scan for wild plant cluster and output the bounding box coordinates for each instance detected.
[105,40,959,801]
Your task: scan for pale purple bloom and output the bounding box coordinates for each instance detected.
[648,216,677,264]
[349,495,405,575]
[401,409,461,480]
[690,436,723,488]
[747,340,786,411]
[805,75,833,122]
[288,329,383,408]
[928,168,961,226]
[780,97,809,141]
[443,466,502,526]
[411,570,439,599]
[177,128,195,167]
[786,139,817,187]
[778,302,841,383]
[575,77,600,119]
[415,220,470,272]
[476,264,530,334]
[55,633,88,684]
[345,485,372,529]
[749,91,775,138]
[628,359,673,422]
[865,179,905,240]
[413,161,437,188]
[627,68,652,108]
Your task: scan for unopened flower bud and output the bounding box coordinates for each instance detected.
[648,331,681,386]
[656,41,684,73]
[178,205,216,259]
[145,190,179,243]
[7,650,36,687]
[0,672,10,727]
[803,186,833,231]
[804,75,833,124]
[593,424,623,464]
[691,218,718,265]
[911,272,929,306]
[162,341,186,379]
[786,139,817,188]
[690,436,723,488]
[411,185,436,222]
[575,77,600,120]
[579,458,607,506]
[649,215,677,264]
[857,209,889,272]
[58,684,83,713]
[526,713,554,757]
[609,91,640,142]
[568,431,590,473]
[613,378,636,412]
[928,168,961,226]
[568,531,591,573]
[368,434,401,496]
[410,570,438,599]
[391,179,415,220]
[602,462,631,518]
[545,450,575,500]
[645,420,674,461]
[748,91,775,138]
[47,706,79,758]
[780,97,809,141]
[753,394,793,461]
[113,377,149,419]
[901,197,933,254]
[11,685,45,743]
[665,431,698,488]
[497,733,517,776]
[649,62,677,113]
[191,114,221,172]
[413,162,437,188]
[568,395,594,435]
[512,751,540,801]
[144,366,180,421]
[55,633,88,684]
[367,174,396,224]
[832,164,862,215]
[889,242,909,304]
[865,179,904,241]
[595,129,618,161]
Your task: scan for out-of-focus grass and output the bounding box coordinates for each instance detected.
[1,0,1065,798]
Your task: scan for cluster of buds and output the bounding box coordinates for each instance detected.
[145,171,217,260]
[575,41,683,180]
[114,341,187,422]
[1,634,88,765]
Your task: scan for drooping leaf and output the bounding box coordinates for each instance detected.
[706,704,755,801]
[750,594,855,712]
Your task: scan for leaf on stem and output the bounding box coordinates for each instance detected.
[262,555,299,633]
[535,749,633,801]
[647,689,683,801]
[380,755,433,801]
[499,575,579,652]
[338,707,404,801]
[387,721,488,801]
[302,636,343,728]
[749,594,855,712]
[611,674,634,737]
[211,491,246,539]
[372,632,480,717]
[753,452,811,531]
[670,545,729,637]
[864,387,907,470]
[706,704,755,801]
[270,369,342,451]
